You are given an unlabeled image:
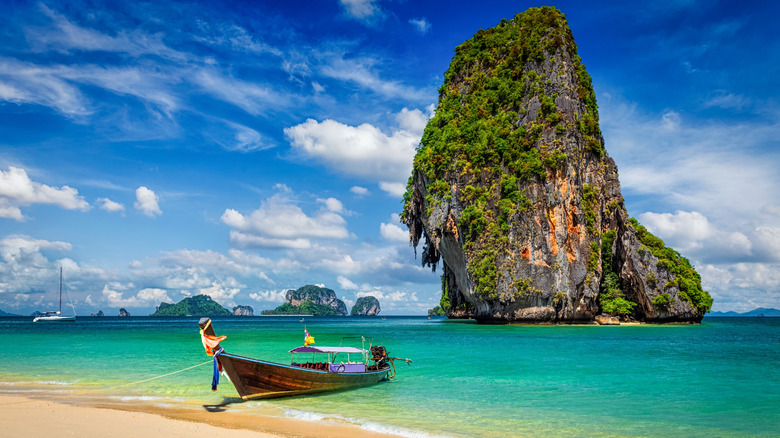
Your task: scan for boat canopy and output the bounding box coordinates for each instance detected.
[289,346,365,354]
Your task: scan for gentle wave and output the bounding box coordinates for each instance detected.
[0,380,79,386]
[108,395,186,402]
[282,408,454,438]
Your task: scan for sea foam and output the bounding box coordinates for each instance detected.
[282,408,454,438]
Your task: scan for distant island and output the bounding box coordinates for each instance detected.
[151,294,231,316]
[262,285,348,316]
[351,296,381,316]
[0,308,19,317]
[233,305,253,316]
[708,308,780,317]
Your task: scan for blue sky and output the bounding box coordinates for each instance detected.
[1,0,778,316]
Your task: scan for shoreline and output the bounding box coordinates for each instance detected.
[0,392,399,438]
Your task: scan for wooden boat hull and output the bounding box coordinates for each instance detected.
[217,352,391,400]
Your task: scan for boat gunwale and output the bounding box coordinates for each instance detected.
[220,351,391,376]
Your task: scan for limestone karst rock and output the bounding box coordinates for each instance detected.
[350,296,381,316]
[232,305,254,316]
[402,7,712,323]
[263,285,348,316]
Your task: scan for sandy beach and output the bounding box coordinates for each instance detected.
[0,394,396,438]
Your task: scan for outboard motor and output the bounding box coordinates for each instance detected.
[370,345,388,367]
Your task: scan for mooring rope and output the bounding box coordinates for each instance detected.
[104,360,212,390]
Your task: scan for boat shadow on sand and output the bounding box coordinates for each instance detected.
[202,397,243,412]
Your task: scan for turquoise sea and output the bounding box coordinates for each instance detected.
[1,316,778,437]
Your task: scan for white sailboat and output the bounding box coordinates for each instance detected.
[33,267,76,322]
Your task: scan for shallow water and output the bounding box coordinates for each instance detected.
[1,316,778,437]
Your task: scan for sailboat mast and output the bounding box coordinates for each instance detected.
[59,267,63,314]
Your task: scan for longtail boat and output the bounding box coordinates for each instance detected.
[198,318,411,400]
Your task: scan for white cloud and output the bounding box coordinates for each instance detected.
[284,107,431,196]
[249,289,287,303]
[0,235,71,263]
[380,221,408,243]
[134,186,162,217]
[0,166,90,220]
[378,182,406,197]
[199,280,241,308]
[408,17,431,35]
[357,288,418,303]
[31,4,188,62]
[192,68,289,116]
[317,197,344,213]
[221,189,349,249]
[319,55,429,101]
[350,186,369,196]
[100,284,173,308]
[639,210,754,262]
[338,0,384,25]
[211,120,270,152]
[337,275,359,290]
[0,59,90,117]
[97,197,125,214]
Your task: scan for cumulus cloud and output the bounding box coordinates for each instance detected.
[639,210,753,262]
[100,284,173,308]
[249,289,287,303]
[199,280,242,308]
[221,189,349,249]
[0,235,71,264]
[380,214,409,243]
[97,197,125,214]
[0,166,89,220]
[134,186,162,217]
[317,197,344,213]
[337,275,359,290]
[284,107,431,196]
[408,17,431,34]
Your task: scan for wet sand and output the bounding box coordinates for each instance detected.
[0,394,396,438]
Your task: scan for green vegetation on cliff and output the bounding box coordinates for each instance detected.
[402,7,602,299]
[629,218,713,313]
[151,294,231,316]
[262,302,344,316]
[262,285,348,316]
[350,296,381,316]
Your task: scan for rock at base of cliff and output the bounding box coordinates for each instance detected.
[595,315,620,325]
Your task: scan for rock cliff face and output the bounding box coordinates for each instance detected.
[286,285,348,315]
[351,296,381,316]
[233,305,254,316]
[402,7,712,323]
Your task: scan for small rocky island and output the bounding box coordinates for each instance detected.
[351,296,381,316]
[232,305,253,316]
[402,7,712,324]
[263,285,348,316]
[151,294,231,316]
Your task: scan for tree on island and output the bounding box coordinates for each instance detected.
[351,296,381,316]
[263,285,348,316]
[151,295,231,316]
